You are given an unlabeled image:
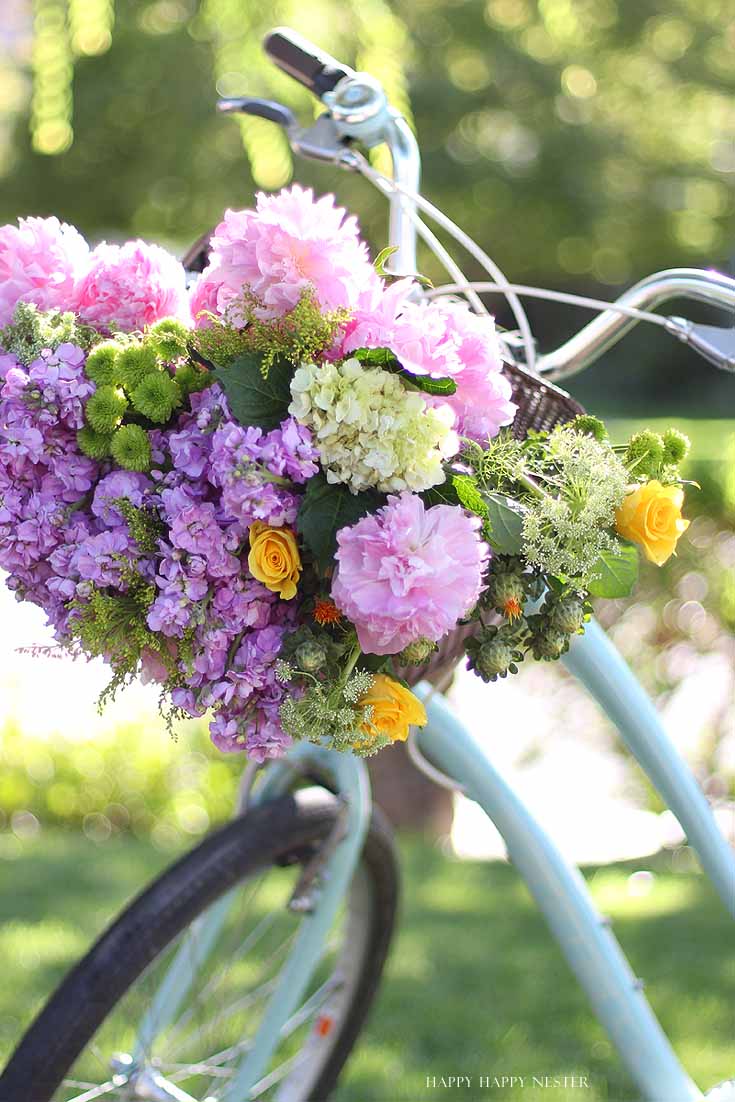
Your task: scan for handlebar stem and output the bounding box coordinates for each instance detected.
[325,76,420,275]
[383,114,420,275]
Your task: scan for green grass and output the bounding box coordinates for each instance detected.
[0,830,732,1101]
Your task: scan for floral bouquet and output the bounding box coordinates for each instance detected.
[0,189,692,760]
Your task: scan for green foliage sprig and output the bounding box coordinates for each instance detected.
[0,302,98,360]
[193,288,349,379]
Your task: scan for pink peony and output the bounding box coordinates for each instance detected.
[343,279,461,379]
[332,491,488,655]
[190,184,378,324]
[189,270,221,329]
[430,300,517,440]
[342,285,517,441]
[0,216,89,326]
[74,239,190,332]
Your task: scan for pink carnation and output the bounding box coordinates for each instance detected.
[0,216,89,326]
[332,491,488,655]
[190,184,378,324]
[342,285,517,441]
[74,239,190,332]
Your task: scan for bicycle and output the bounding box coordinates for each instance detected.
[1,27,734,1102]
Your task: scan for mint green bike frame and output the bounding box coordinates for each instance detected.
[136,617,734,1102]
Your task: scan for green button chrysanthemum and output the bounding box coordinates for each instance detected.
[111,424,152,472]
[85,384,128,434]
[117,344,159,392]
[77,426,114,460]
[174,363,210,397]
[84,342,121,387]
[131,372,182,423]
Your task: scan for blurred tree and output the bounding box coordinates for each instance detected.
[1,0,734,413]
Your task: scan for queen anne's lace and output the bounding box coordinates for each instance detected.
[288,358,458,494]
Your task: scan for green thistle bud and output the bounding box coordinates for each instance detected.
[77,426,114,460]
[148,318,190,360]
[662,428,690,466]
[397,637,438,665]
[117,344,159,392]
[625,430,664,476]
[487,572,526,620]
[111,424,152,472]
[548,596,586,635]
[175,362,211,396]
[294,640,328,673]
[475,639,516,681]
[85,385,128,434]
[532,628,568,661]
[572,414,607,442]
[84,342,120,386]
[131,372,182,423]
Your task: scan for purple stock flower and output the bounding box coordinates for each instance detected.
[92,471,152,525]
[0,322,311,760]
[72,528,136,588]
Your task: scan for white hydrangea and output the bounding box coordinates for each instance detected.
[288,358,458,493]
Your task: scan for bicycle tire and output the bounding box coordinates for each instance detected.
[0,787,399,1102]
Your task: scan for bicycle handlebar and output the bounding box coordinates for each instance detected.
[264,28,353,96]
[252,28,735,380]
[538,268,735,380]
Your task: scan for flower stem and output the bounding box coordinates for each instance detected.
[341,641,362,686]
[516,470,547,499]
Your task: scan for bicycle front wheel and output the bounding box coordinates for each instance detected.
[0,787,398,1102]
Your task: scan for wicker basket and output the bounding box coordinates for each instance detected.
[183,237,585,689]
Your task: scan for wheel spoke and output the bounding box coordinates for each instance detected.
[167,975,279,1058]
[249,1050,309,1098]
[163,906,280,1049]
[166,925,298,1060]
[44,807,390,1102]
[279,976,342,1039]
[157,1038,254,1083]
[61,1082,117,1102]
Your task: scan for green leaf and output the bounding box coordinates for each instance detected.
[351,346,402,370]
[297,474,385,572]
[373,246,399,276]
[350,347,456,396]
[485,493,526,554]
[452,474,489,521]
[212,352,292,431]
[411,271,434,290]
[588,544,639,598]
[401,370,457,396]
[421,478,462,509]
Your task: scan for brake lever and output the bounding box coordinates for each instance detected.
[217,97,297,130]
[217,95,359,169]
[670,316,735,373]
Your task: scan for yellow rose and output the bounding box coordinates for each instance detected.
[247,522,302,599]
[358,674,428,747]
[615,480,689,566]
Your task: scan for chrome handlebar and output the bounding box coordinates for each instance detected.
[538,268,735,380]
[221,27,735,380]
